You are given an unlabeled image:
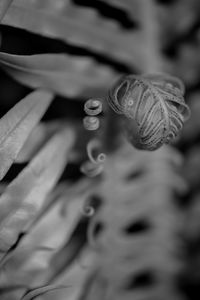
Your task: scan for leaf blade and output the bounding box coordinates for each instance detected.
[1,0,144,69]
[21,284,69,300]
[0,89,53,180]
[0,52,116,97]
[0,128,75,257]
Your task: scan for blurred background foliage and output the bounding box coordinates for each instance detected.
[0,0,199,300]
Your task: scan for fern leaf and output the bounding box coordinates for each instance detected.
[0,128,75,258]
[0,52,116,97]
[0,89,53,180]
[21,284,69,300]
[1,0,145,69]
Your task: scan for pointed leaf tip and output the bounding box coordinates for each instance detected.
[0,89,53,180]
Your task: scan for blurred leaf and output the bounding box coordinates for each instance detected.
[0,0,13,23]
[1,0,145,69]
[46,217,88,283]
[0,285,27,294]
[41,248,96,300]
[0,245,54,273]
[0,89,53,180]
[21,284,69,300]
[0,52,116,97]
[0,127,75,258]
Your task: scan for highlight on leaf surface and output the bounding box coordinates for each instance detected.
[0,0,13,23]
[16,122,66,163]
[0,89,53,180]
[107,73,191,151]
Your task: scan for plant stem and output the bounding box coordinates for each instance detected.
[101,97,124,153]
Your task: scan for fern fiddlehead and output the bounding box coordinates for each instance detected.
[107,73,190,151]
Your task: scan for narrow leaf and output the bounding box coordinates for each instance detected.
[0,285,27,294]
[46,217,89,283]
[21,284,69,300]
[0,52,116,97]
[0,89,53,180]
[0,244,54,271]
[0,0,13,23]
[0,128,75,257]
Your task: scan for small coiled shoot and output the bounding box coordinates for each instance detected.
[81,98,106,177]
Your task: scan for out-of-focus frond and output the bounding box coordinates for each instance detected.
[0,52,116,98]
[1,0,148,70]
[78,144,187,300]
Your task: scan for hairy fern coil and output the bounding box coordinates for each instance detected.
[107,73,191,151]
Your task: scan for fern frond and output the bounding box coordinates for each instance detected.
[1,0,146,70]
[0,89,53,180]
[79,145,187,300]
[0,128,75,260]
[0,52,116,98]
